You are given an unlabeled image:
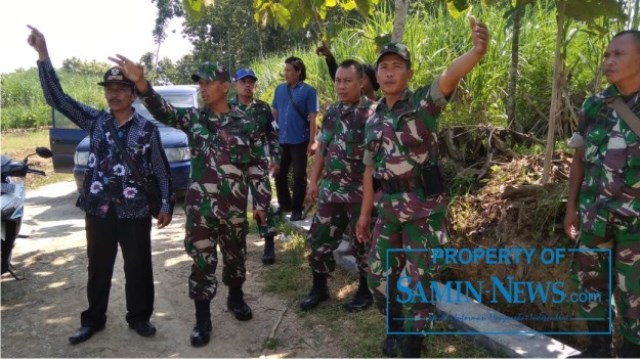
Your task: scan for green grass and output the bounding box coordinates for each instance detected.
[0,128,73,189]
[263,225,500,358]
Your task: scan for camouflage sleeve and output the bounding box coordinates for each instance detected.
[412,77,451,131]
[248,153,271,211]
[363,150,375,167]
[568,99,590,149]
[265,106,281,165]
[138,84,194,131]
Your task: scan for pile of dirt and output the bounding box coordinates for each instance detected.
[441,137,589,347]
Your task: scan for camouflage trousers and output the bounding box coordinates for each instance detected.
[367,211,448,333]
[307,201,369,275]
[573,211,640,345]
[184,213,248,301]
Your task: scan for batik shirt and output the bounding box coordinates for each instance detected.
[37,59,173,218]
[317,96,377,203]
[569,85,640,232]
[139,87,271,219]
[363,79,449,222]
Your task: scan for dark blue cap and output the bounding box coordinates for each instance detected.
[234,68,257,82]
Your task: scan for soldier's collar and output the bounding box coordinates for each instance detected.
[379,89,412,110]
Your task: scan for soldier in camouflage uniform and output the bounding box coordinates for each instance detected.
[111,56,272,347]
[564,30,640,358]
[299,60,377,312]
[230,68,281,265]
[355,17,489,357]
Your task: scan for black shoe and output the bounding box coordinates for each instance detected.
[618,339,640,358]
[262,235,276,265]
[400,335,424,358]
[300,272,329,311]
[343,291,373,312]
[343,275,373,312]
[227,288,253,321]
[299,288,330,311]
[68,325,104,345]
[128,321,156,337]
[290,210,304,221]
[382,335,399,357]
[190,320,212,347]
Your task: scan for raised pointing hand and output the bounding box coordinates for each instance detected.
[468,16,489,56]
[27,25,48,59]
[108,54,145,84]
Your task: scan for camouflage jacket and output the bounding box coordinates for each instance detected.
[363,79,449,222]
[139,87,271,219]
[317,96,377,203]
[230,96,281,166]
[574,85,640,227]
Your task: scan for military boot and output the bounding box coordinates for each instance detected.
[569,322,613,358]
[300,272,329,311]
[382,319,403,357]
[190,299,212,347]
[343,274,373,312]
[227,286,253,321]
[262,234,276,265]
[618,338,640,358]
[400,335,425,358]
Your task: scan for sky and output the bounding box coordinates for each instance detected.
[0,0,193,74]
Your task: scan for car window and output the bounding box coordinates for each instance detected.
[52,110,80,129]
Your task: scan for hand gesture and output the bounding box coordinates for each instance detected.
[270,163,280,177]
[307,140,317,156]
[306,182,318,204]
[108,54,145,84]
[468,16,489,56]
[253,209,267,225]
[27,25,49,59]
[315,42,334,59]
[355,215,371,244]
[563,210,580,242]
[157,212,172,229]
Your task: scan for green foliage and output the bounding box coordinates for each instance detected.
[253,0,380,33]
[1,68,105,130]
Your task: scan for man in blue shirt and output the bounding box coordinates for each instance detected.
[271,57,319,221]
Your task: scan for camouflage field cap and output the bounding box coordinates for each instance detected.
[98,67,134,88]
[376,42,411,68]
[191,62,231,82]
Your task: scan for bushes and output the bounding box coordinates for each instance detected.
[1,68,105,131]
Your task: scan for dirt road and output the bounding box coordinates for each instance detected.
[1,181,344,358]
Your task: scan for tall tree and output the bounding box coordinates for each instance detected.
[540,0,626,183]
[392,0,409,42]
[152,0,311,72]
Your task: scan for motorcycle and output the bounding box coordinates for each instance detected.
[1,147,53,280]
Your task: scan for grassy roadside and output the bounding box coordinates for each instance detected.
[263,224,499,358]
[1,128,73,189]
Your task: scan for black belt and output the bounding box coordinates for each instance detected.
[380,177,420,194]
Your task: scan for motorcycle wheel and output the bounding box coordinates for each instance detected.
[1,219,20,274]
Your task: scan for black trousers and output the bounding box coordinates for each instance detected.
[275,141,308,213]
[81,207,153,328]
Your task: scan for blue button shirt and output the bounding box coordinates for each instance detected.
[271,82,318,144]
